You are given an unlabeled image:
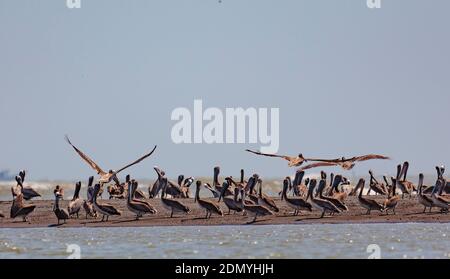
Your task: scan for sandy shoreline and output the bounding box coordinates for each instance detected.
[1,196,449,228]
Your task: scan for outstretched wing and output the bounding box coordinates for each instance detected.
[299,162,338,171]
[65,135,106,175]
[351,154,390,162]
[245,149,290,160]
[115,145,157,174]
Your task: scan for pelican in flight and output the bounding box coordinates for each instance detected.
[299,154,390,171]
[245,149,330,167]
[65,135,157,185]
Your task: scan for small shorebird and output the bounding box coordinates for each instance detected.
[417,173,434,213]
[195,181,223,219]
[10,187,36,222]
[13,173,41,201]
[68,181,83,218]
[257,178,279,212]
[218,181,243,215]
[92,184,122,221]
[356,178,384,215]
[65,135,157,185]
[245,149,336,167]
[126,180,157,220]
[239,189,273,223]
[299,154,390,171]
[53,190,69,224]
[281,176,312,216]
[307,179,341,218]
[160,177,190,218]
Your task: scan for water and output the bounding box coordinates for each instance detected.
[0,223,449,259]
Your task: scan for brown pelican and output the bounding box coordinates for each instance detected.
[68,181,84,218]
[245,149,338,167]
[307,179,341,218]
[417,173,434,213]
[368,170,388,196]
[383,176,401,215]
[65,135,157,185]
[431,167,449,212]
[53,190,69,224]
[299,154,390,171]
[281,176,312,216]
[152,167,185,198]
[92,184,122,221]
[83,176,97,218]
[126,180,157,219]
[195,181,223,219]
[290,170,308,197]
[160,177,190,217]
[227,176,258,203]
[317,176,348,212]
[356,178,384,215]
[10,187,36,222]
[13,174,41,201]
[239,189,273,223]
[397,162,416,198]
[218,181,243,215]
[257,178,279,212]
[213,167,232,196]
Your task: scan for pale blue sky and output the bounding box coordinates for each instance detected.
[0,0,449,180]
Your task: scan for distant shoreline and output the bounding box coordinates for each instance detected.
[1,196,448,229]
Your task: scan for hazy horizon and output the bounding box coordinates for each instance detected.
[1,0,449,180]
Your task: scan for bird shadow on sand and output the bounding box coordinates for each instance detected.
[244,219,267,225]
[48,223,65,227]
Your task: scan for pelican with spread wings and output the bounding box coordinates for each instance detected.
[245,149,335,167]
[299,154,390,171]
[65,135,157,185]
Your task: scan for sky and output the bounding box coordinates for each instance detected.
[0,0,449,181]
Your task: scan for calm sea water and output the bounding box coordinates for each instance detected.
[0,223,449,259]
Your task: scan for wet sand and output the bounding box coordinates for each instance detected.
[0,196,448,228]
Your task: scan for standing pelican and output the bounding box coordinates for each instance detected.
[195,181,223,219]
[68,181,83,218]
[65,135,156,185]
[257,178,279,212]
[356,178,384,215]
[368,170,388,196]
[92,184,122,221]
[218,181,243,215]
[383,176,401,215]
[240,189,273,223]
[397,161,416,198]
[160,177,190,217]
[126,180,157,219]
[281,176,312,216]
[417,173,434,213]
[306,179,341,218]
[431,167,449,212]
[316,176,348,212]
[53,190,69,224]
[299,154,390,171]
[213,167,232,196]
[83,176,97,218]
[10,187,36,222]
[13,174,41,201]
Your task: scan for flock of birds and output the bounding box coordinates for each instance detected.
[1,137,449,225]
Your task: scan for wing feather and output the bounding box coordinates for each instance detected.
[65,135,106,175]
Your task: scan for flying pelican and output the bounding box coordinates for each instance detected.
[245,149,334,167]
[65,135,157,185]
[68,181,84,218]
[53,190,69,224]
[92,184,122,221]
[299,154,390,171]
[195,181,223,219]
